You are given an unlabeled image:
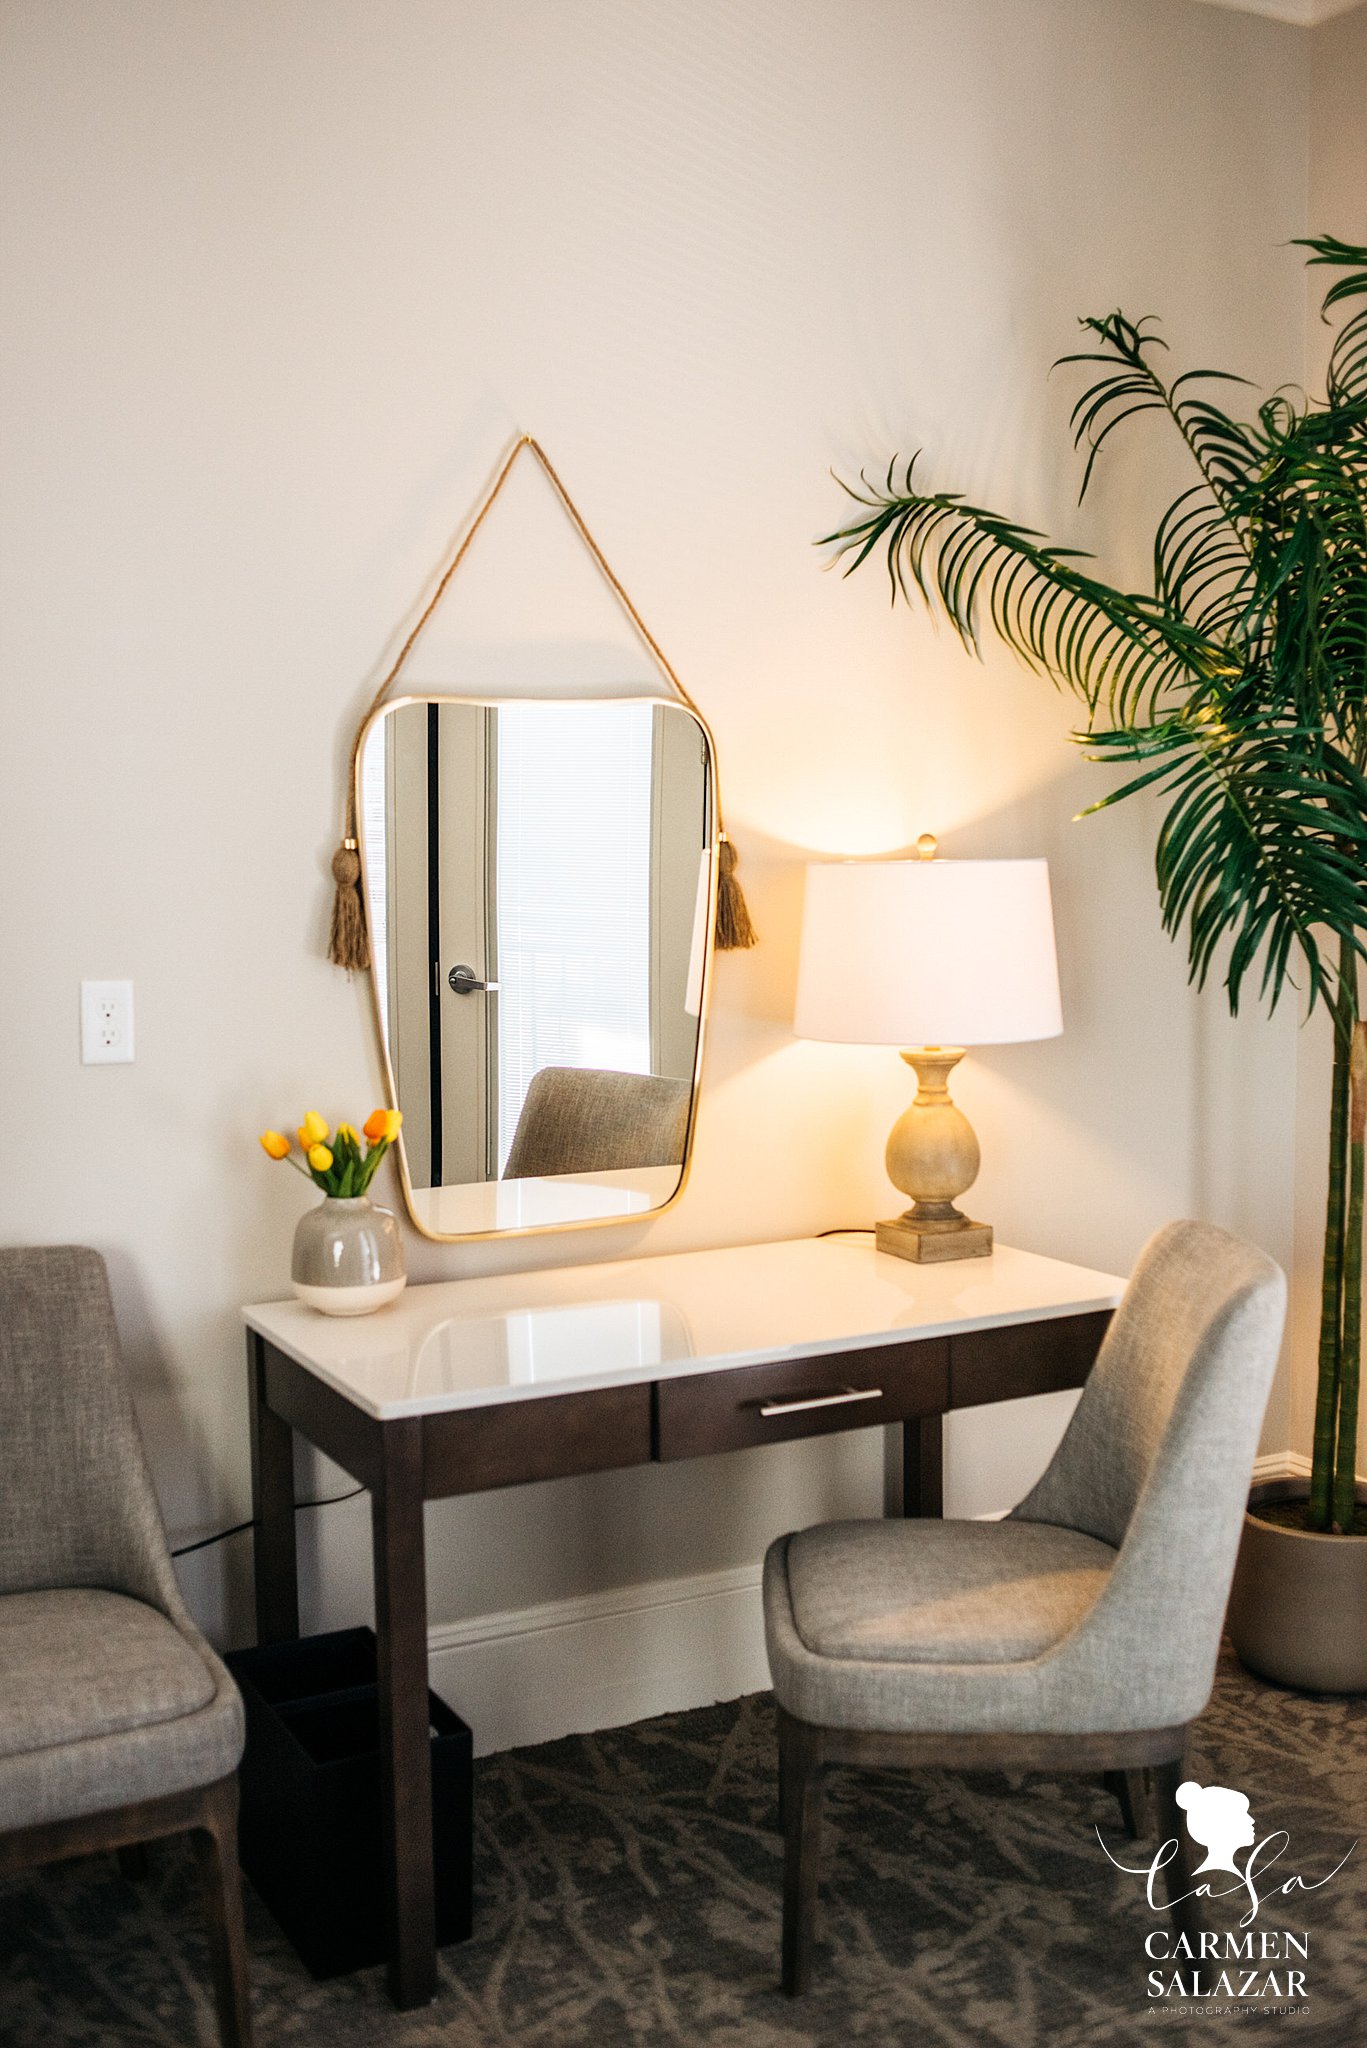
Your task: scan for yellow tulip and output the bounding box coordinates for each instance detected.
[259,1130,291,1160]
[301,1110,330,1146]
[336,1122,360,1147]
[383,1109,403,1141]
[307,1143,334,1173]
[363,1109,388,1143]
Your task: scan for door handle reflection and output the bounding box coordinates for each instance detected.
[447,964,501,996]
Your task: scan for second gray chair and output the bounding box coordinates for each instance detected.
[763,1220,1286,1994]
[503,1065,691,1180]
[0,1246,252,2046]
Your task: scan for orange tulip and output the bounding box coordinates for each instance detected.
[363,1109,389,1142]
[259,1130,290,1160]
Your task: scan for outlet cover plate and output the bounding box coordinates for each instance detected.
[81,980,134,1065]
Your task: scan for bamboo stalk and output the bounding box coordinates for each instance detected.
[1309,1004,1353,1530]
[1333,1020,1367,1532]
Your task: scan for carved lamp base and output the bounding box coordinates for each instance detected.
[876,1048,994,1266]
[875,1213,993,1264]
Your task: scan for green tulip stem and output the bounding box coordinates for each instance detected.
[355,1134,391,1197]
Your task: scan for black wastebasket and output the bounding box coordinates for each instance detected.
[225,1626,473,1978]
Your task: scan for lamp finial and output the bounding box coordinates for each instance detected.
[916,832,938,861]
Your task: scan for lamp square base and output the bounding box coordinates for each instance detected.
[875,1216,994,1264]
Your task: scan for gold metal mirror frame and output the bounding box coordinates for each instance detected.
[355,689,720,1245]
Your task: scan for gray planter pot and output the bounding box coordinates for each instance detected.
[291,1197,406,1317]
[1226,1478,1367,1694]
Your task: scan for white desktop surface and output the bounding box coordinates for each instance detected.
[244,1237,1124,1422]
[408,1165,680,1237]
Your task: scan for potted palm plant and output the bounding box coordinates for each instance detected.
[826,237,1367,1691]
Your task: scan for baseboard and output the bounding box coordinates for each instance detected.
[425,1453,1321,1757]
[426,1562,768,1758]
[1254,1450,1312,1483]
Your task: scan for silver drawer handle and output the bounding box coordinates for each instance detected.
[759,1386,883,1418]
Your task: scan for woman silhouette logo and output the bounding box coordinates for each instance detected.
[1100,1776,1354,1930]
[1175,1781,1257,1875]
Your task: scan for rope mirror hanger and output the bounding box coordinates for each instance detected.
[328,434,757,972]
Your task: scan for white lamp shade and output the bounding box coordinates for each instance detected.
[794,858,1063,1047]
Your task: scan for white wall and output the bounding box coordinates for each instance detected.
[0,0,1312,1747]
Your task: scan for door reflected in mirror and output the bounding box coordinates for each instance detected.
[358,695,714,1240]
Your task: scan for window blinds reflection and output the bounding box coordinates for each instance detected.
[494,701,654,1172]
[361,722,390,1022]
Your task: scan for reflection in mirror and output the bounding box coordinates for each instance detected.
[413,1297,697,1396]
[358,696,714,1240]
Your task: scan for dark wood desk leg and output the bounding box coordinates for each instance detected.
[373,1418,436,2010]
[247,1333,298,1642]
[901,1415,944,1517]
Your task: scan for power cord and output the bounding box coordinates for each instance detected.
[815,1226,875,1238]
[171,1485,366,1559]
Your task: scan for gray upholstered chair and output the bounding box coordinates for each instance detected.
[0,1246,252,2047]
[763,1220,1286,1994]
[503,1064,691,1180]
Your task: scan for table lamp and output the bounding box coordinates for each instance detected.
[794,838,1062,1263]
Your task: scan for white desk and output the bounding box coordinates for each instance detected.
[243,1235,1124,2008]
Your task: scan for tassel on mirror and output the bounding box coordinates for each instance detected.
[716,834,757,950]
[328,839,370,972]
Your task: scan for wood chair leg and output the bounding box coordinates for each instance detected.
[777,1731,789,1834]
[1152,1757,1202,1946]
[1134,1766,1154,1836]
[778,1711,825,1997]
[191,1778,254,2048]
[116,1841,149,1880]
[1103,1769,1149,1841]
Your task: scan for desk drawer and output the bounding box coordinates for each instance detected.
[655,1338,948,1462]
[422,1383,652,1496]
[949,1310,1112,1409]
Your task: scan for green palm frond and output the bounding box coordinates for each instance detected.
[1300,235,1367,404]
[1057,311,1263,508]
[1231,408,1367,738]
[1152,485,1257,644]
[1080,714,1367,1014]
[824,459,1222,725]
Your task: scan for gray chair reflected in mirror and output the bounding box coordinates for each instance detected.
[502,1066,691,1181]
[763,1220,1286,1995]
[0,1247,253,2048]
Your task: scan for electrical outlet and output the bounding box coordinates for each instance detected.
[81,980,134,1065]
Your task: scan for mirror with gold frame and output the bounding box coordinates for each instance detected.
[357,692,717,1241]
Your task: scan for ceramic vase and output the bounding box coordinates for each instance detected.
[291,1196,406,1317]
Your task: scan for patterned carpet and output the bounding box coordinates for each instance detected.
[2,1645,1364,2048]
